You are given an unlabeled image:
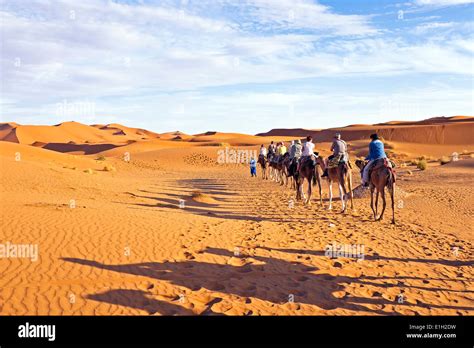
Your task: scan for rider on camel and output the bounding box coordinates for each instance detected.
[267,141,276,160]
[322,133,348,178]
[362,133,387,187]
[298,136,315,171]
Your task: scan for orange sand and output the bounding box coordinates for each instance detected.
[0,118,472,315]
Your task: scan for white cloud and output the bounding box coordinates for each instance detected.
[415,0,474,6]
[0,0,472,130]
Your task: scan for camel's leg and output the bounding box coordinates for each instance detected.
[306,177,312,205]
[348,172,354,210]
[390,183,395,224]
[317,174,323,206]
[375,189,379,219]
[338,183,345,212]
[339,180,348,213]
[378,187,387,221]
[328,180,333,210]
[370,186,376,220]
[301,179,306,200]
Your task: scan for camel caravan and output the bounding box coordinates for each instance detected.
[256,133,397,224]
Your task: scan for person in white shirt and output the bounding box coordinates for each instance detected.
[259,144,267,157]
[302,136,315,156]
[298,136,315,171]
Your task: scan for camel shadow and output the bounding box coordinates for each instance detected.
[121,191,300,223]
[259,246,474,268]
[61,247,472,315]
[86,289,195,315]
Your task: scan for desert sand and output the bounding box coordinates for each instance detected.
[0,118,473,315]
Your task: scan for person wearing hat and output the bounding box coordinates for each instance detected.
[361,133,387,186]
[322,133,348,177]
[267,141,276,160]
[289,139,303,176]
[289,139,302,159]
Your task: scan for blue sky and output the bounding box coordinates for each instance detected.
[1,0,473,134]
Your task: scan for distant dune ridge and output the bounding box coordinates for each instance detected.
[2,116,472,157]
[256,116,474,145]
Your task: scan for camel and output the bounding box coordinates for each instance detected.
[257,154,268,180]
[295,155,323,205]
[285,157,297,189]
[277,153,291,186]
[268,153,288,184]
[268,154,280,182]
[317,156,354,213]
[355,159,395,224]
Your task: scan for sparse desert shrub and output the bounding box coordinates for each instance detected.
[103,165,116,172]
[385,142,395,150]
[439,156,451,165]
[191,190,203,199]
[419,155,427,160]
[96,155,106,161]
[416,159,427,170]
[205,142,230,147]
[84,168,93,174]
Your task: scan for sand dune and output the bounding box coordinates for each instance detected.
[258,116,474,145]
[0,118,473,316]
[91,123,161,140]
[0,121,161,148]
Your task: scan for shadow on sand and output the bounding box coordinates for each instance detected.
[62,247,473,315]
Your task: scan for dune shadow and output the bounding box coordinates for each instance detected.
[43,142,122,154]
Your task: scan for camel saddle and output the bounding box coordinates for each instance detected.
[368,158,397,181]
[299,155,316,167]
[328,153,347,169]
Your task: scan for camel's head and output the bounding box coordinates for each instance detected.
[355,159,366,171]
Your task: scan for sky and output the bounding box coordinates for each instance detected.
[1,0,473,134]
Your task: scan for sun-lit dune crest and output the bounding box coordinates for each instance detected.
[257,116,474,145]
[159,131,192,141]
[1,121,112,145]
[92,123,160,139]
